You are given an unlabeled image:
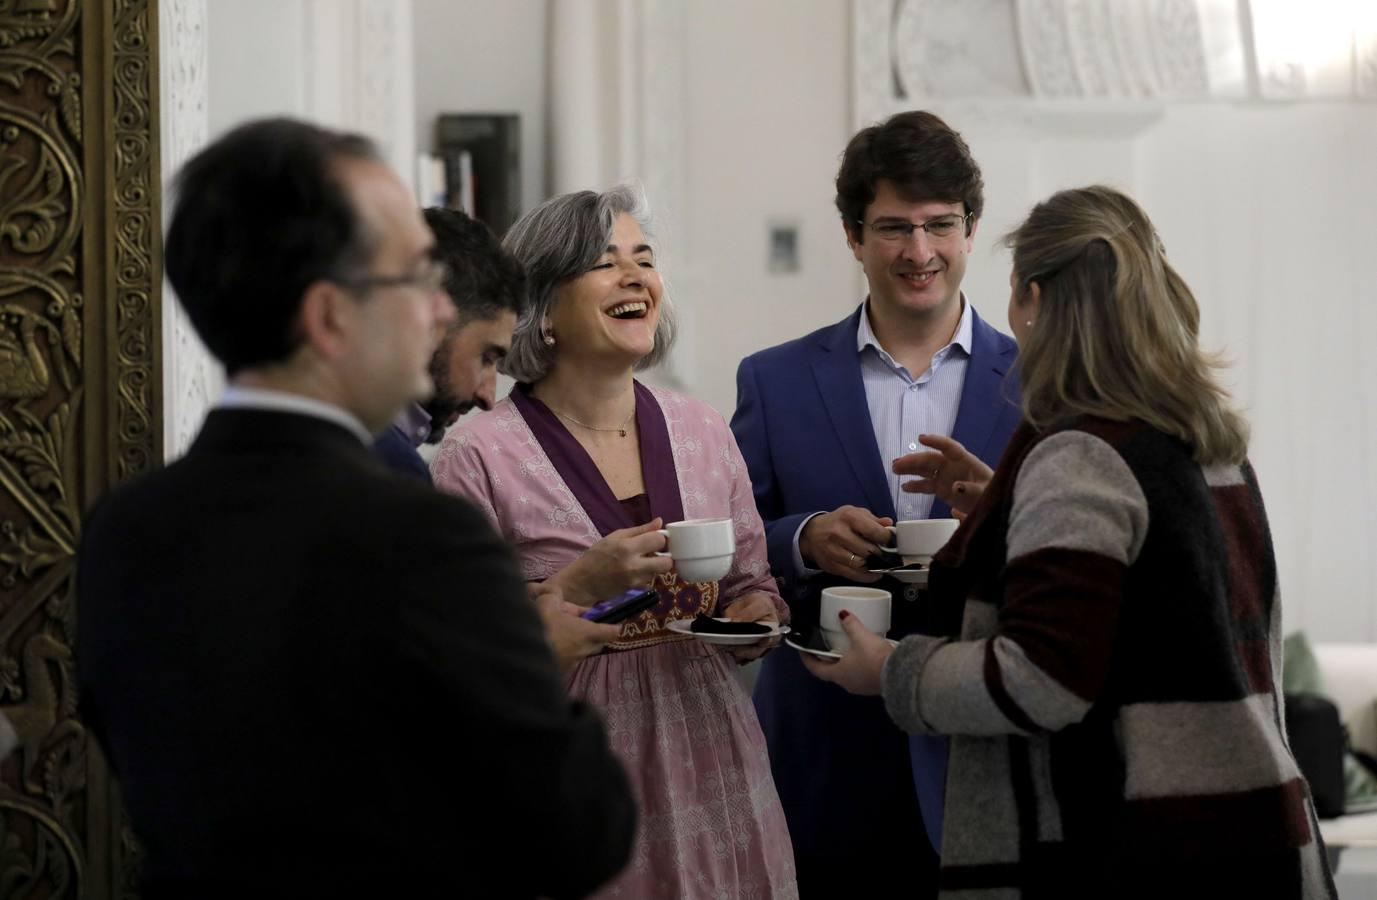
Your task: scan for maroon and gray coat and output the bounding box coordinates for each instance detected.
[882,416,1337,899]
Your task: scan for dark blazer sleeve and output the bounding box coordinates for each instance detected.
[731,354,817,578]
[396,494,635,899]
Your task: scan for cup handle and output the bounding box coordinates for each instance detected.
[655,528,670,558]
[878,524,897,553]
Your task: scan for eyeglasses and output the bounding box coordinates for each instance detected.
[337,259,449,294]
[857,211,974,244]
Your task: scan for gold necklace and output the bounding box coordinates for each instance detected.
[550,405,636,438]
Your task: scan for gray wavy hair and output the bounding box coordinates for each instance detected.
[500,184,677,384]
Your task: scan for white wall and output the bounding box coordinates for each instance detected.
[411,0,548,213]
[1139,103,1377,643]
[679,0,856,417]
[206,0,416,187]
[914,100,1377,643]
[206,0,308,138]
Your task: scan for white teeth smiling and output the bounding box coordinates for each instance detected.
[900,271,937,285]
[607,301,648,319]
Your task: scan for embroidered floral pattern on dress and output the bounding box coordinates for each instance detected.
[431,388,798,899]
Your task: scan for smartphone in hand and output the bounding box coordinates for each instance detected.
[581,588,659,624]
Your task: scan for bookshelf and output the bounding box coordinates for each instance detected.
[417,114,521,237]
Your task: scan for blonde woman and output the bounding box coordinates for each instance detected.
[805,186,1336,898]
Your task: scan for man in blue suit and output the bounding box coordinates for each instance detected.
[731,110,1022,898]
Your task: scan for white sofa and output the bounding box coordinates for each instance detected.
[1314,643,1377,849]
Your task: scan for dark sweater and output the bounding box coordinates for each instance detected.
[882,417,1337,899]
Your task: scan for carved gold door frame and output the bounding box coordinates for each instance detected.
[0,0,160,897]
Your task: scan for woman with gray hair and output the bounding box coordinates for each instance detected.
[432,186,798,898]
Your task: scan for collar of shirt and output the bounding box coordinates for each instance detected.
[392,402,433,448]
[217,385,373,445]
[856,294,974,381]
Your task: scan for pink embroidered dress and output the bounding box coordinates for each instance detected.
[432,381,798,899]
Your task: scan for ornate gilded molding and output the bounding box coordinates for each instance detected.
[0,0,89,896]
[109,0,158,486]
[0,0,160,896]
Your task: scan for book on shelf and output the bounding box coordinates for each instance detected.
[415,153,447,209]
[435,114,520,236]
[442,149,475,217]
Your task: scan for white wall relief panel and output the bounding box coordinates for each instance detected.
[357,0,416,193]
[160,0,223,460]
[1017,0,1083,97]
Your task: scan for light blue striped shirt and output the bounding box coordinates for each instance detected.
[856,296,973,521]
[790,297,974,575]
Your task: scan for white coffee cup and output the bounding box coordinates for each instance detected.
[819,586,891,652]
[657,517,736,582]
[880,518,959,561]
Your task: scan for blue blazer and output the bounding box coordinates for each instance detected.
[734,304,1021,582]
[373,424,433,484]
[731,303,1021,866]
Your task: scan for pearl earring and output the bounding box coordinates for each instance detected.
[1025,320,1034,327]
[543,334,555,347]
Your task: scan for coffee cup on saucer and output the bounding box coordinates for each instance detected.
[657,517,735,582]
[819,586,891,652]
[879,518,959,563]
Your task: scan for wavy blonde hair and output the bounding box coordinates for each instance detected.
[1004,185,1248,465]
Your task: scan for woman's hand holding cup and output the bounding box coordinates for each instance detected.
[800,610,894,696]
[547,519,674,607]
[655,518,736,582]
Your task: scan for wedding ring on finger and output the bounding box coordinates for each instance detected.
[848,552,859,567]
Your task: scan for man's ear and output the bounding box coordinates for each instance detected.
[842,219,863,262]
[295,280,354,362]
[965,215,980,251]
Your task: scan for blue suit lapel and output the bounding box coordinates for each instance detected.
[810,309,896,520]
[938,309,1020,518]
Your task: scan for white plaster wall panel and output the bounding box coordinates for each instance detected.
[161,0,222,460]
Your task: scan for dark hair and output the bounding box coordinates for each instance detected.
[420,208,528,439]
[422,207,527,325]
[163,117,380,375]
[835,110,984,243]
